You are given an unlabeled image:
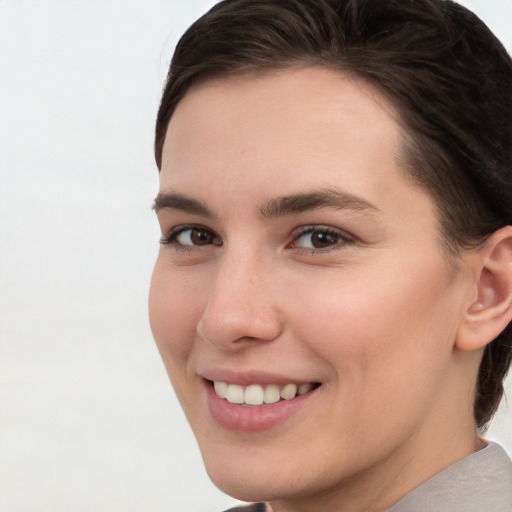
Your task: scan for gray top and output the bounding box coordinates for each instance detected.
[225,442,512,512]
[389,442,512,512]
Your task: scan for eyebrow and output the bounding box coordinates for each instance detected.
[152,188,380,218]
[259,189,380,218]
[153,192,213,216]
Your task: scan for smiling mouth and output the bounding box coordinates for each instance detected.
[211,381,321,406]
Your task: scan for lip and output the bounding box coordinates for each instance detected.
[201,371,320,433]
[200,368,317,387]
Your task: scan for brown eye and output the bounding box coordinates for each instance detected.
[174,227,220,246]
[309,231,341,248]
[294,227,350,250]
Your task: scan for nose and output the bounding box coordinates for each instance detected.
[196,251,283,349]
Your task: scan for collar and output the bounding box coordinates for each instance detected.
[389,442,512,512]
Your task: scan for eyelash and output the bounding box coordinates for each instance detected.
[160,225,221,251]
[160,224,354,253]
[289,225,354,253]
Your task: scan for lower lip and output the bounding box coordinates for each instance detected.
[205,382,317,432]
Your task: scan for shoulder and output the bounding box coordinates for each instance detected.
[223,504,268,512]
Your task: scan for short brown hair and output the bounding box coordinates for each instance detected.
[155,0,512,430]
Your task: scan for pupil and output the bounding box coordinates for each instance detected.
[191,229,211,245]
[312,231,338,248]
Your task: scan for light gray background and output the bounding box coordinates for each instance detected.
[0,1,511,511]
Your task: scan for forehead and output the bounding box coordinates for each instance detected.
[159,67,433,225]
[164,67,402,158]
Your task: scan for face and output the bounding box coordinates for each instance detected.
[150,68,477,510]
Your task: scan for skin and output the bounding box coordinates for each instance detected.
[149,67,491,512]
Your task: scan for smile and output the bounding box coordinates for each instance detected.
[213,381,317,406]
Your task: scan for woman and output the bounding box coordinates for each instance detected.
[149,1,512,510]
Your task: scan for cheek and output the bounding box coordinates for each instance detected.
[287,259,460,404]
[148,259,202,374]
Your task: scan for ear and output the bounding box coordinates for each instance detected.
[456,226,512,352]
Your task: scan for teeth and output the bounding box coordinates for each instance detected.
[280,383,297,400]
[226,384,244,404]
[298,383,313,395]
[214,381,228,399]
[263,384,281,404]
[213,381,315,405]
[244,384,264,406]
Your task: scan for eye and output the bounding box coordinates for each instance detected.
[162,226,221,248]
[292,226,353,251]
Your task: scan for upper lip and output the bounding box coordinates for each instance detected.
[199,368,319,387]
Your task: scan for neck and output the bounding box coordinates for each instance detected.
[269,431,482,512]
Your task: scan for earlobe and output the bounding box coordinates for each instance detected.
[456,226,512,352]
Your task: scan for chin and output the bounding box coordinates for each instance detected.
[200,445,301,503]
[205,464,276,503]
[200,440,339,506]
